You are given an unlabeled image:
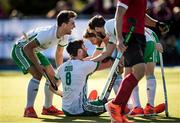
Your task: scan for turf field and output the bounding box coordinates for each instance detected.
[0,67,180,122]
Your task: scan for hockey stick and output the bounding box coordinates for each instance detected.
[159,52,169,117]
[99,19,136,103]
[23,32,58,91]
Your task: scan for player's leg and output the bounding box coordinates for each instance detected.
[113,74,123,94]
[143,41,157,115]
[25,66,42,118]
[11,44,42,118]
[144,62,156,114]
[144,42,165,114]
[105,35,146,122]
[124,67,143,115]
[37,53,64,115]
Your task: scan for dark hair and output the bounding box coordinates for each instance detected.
[83,29,96,39]
[57,10,77,26]
[88,15,105,30]
[66,40,84,57]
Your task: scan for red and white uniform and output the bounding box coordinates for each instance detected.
[117,0,147,34]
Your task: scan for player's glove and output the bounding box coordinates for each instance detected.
[156,22,169,35]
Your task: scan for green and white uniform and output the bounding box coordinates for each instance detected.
[55,59,105,116]
[144,27,160,63]
[11,25,68,74]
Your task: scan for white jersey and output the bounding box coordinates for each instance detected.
[145,27,158,43]
[104,19,119,58]
[55,59,99,114]
[18,25,68,52]
[105,19,116,44]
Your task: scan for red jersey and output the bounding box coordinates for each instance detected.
[117,0,147,34]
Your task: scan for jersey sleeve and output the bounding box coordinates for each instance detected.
[145,28,158,43]
[58,35,69,47]
[105,20,116,44]
[82,61,100,75]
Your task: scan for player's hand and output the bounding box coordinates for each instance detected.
[116,56,124,74]
[116,39,127,52]
[49,85,63,97]
[156,22,169,35]
[155,43,163,53]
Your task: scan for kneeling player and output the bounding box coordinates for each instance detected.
[54,40,113,116]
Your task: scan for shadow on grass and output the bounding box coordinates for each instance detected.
[38,114,180,122]
[129,115,180,122]
[39,115,110,122]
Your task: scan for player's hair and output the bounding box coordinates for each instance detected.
[88,15,105,30]
[66,40,84,57]
[57,10,77,26]
[83,29,96,39]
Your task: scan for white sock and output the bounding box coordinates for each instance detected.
[26,78,40,108]
[131,86,141,108]
[113,75,122,94]
[146,75,156,106]
[44,80,54,108]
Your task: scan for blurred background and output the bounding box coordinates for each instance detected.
[0,0,180,70]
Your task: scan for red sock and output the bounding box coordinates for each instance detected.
[112,73,138,112]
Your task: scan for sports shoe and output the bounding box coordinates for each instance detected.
[105,101,122,122]
[88,90,98,101]
[124,105,131,114]
[154,103,165,114]
[144,103,155,115]
[130,107,144,116]
[24,107,38,118]
[41,105,64,115]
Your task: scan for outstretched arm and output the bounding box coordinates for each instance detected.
[145,14,169,35]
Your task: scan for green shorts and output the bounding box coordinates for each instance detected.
[11,44,51,74]
[144,41,159,63]
[63,99,105,116]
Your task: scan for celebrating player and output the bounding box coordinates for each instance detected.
[83,28,123,95]
[11,10,77,118]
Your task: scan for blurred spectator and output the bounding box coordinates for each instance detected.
[152,0,173,21]
[80,0,116,15]
[0,0,11,18]
[46,0,73,18]
[9,9,23,18]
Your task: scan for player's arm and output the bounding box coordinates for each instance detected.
[115,4,127,52]
[92,48,103,57]
[23,39,45,74]
[145,14,169,35]
[91,43,115,62]
[55,45,64,67]
[84,47,103,60]
[145,14,157,27]
[96,57,114,71]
